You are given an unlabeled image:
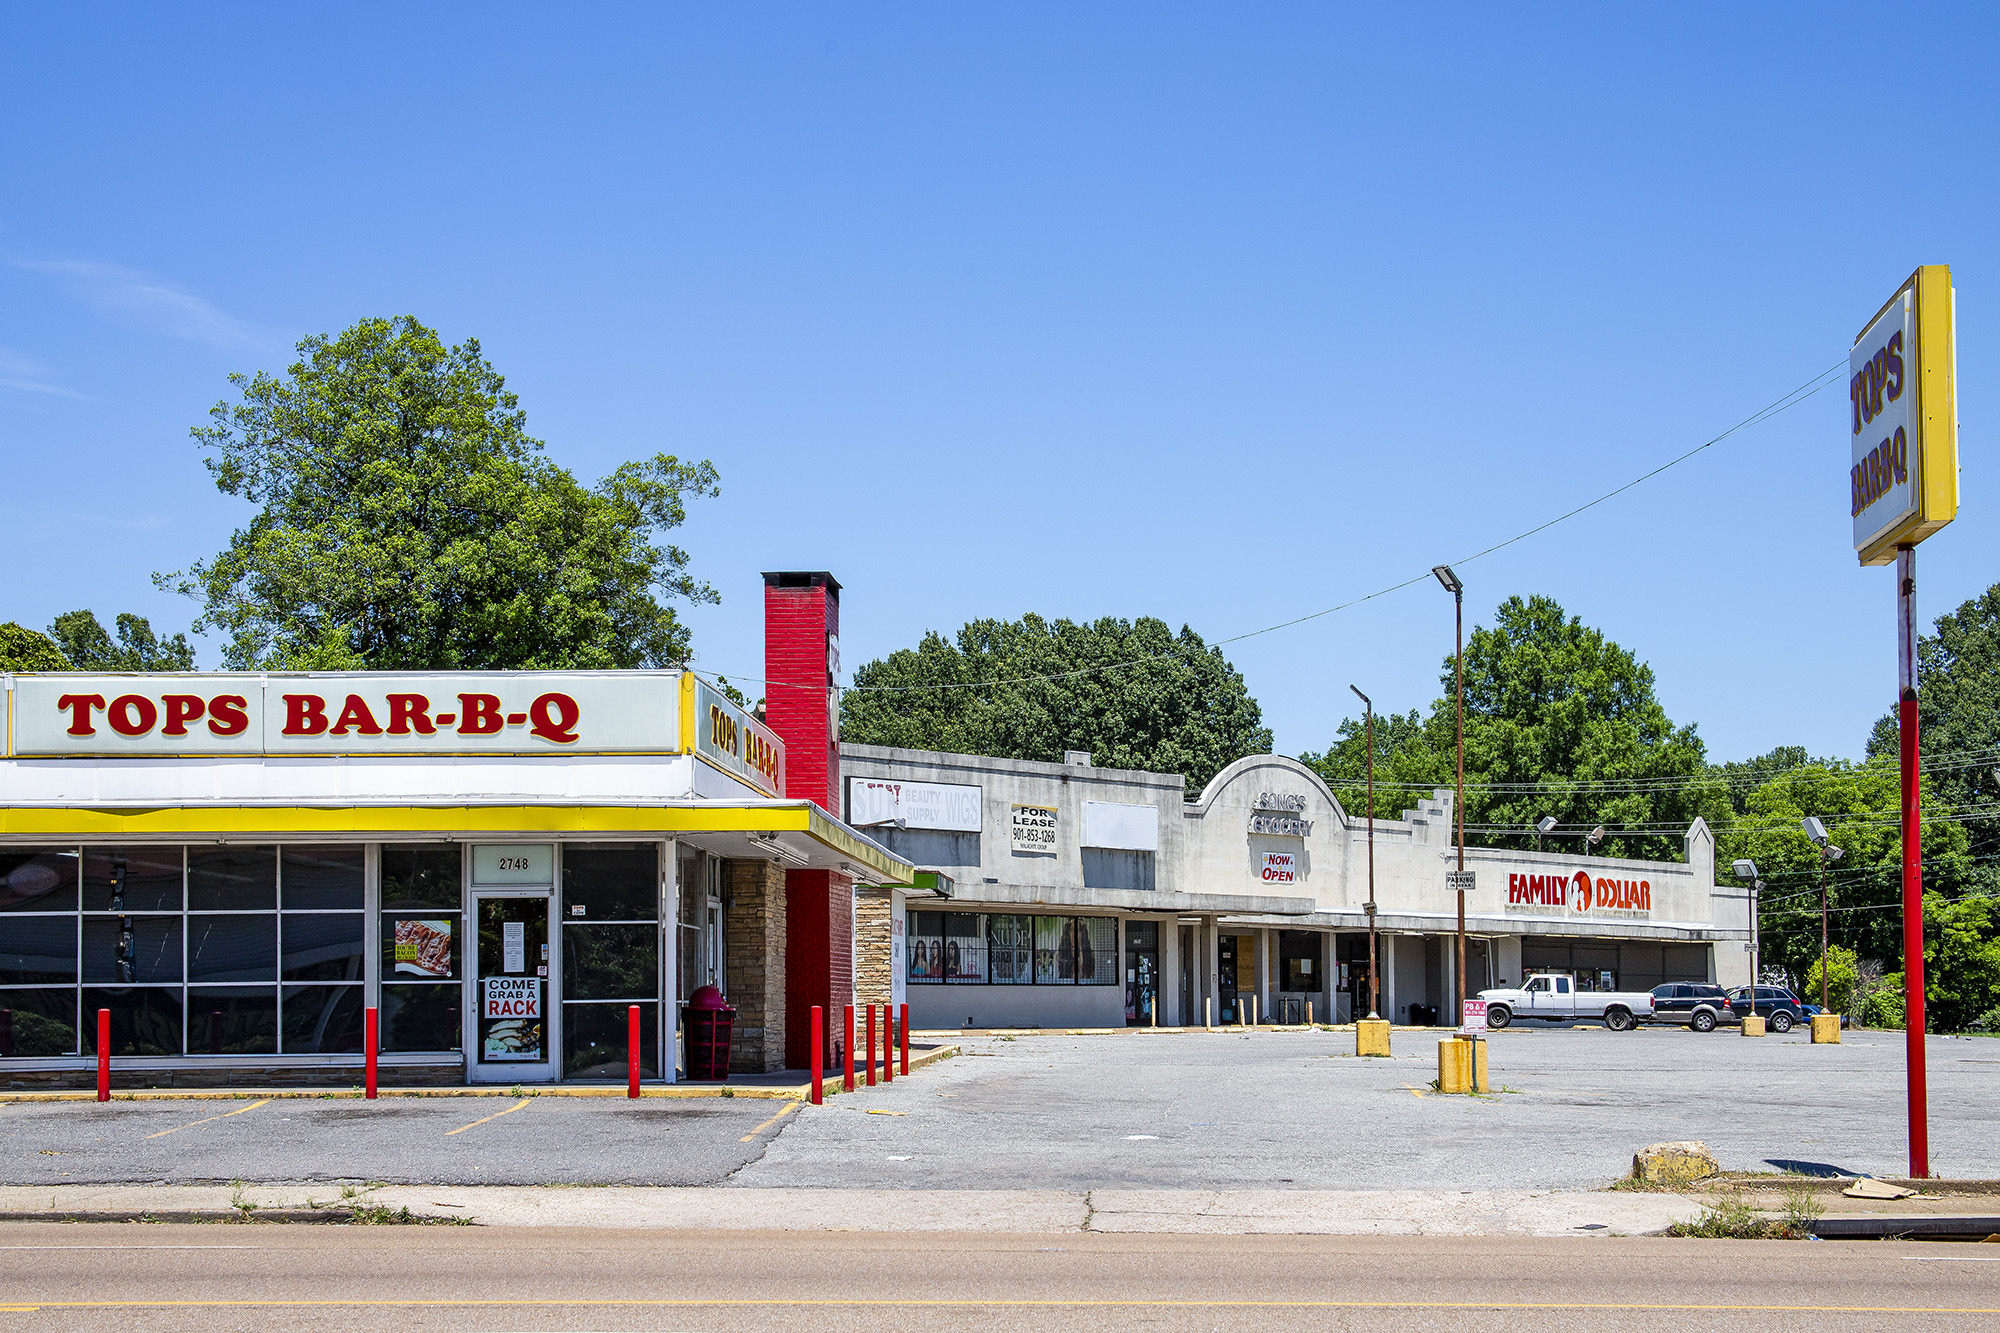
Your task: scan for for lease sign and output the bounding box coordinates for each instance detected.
[8,672,683,756]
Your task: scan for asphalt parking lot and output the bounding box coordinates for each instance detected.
[3,1024,1994,1190]
[737,1023,2000,1190]
[0,1093,794,1187]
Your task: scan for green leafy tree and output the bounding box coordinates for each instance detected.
[1302,594,1725,859]
[1921,894,2000,1032]
[48,610,195,671]
[0,623,71,672]
[157,316,720,670]
[841,614,1273,791]
[1803,943,1860,1016]
[1867,581,2000,857]
[1720,759,1975,991]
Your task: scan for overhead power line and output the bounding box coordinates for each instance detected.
[695,359,1847,697]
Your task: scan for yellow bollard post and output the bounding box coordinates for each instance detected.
[1250,996,1258,1028]
[1205,997,1212,1030]
[1741,1014,1767,1037]
[1357,1017,1391,1057]
[1437,1037,1471,1093]
[1151,997,1158,1028]
[1306,1000,1313,1028]
[1811,1013,1842,1043]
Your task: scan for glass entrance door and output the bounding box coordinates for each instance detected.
[468,894,556,1082]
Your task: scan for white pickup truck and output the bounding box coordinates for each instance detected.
[1476,973,1655,1032]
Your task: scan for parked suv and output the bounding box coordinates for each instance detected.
[1648,983,1736,1031]
[1727,985,1810,1034]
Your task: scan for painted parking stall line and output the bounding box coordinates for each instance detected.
[142,1099,270,1140]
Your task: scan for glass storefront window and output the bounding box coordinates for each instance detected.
[1,850,78,913]
[83,848,182,913]
[987,915,1031,984]
[188,846,276,911]
[188,915,277,983]
[914,913,1117,986]
[0,989,79,1057]
[185,987,278,1055]
[281,846,363,910]
[281,984,364,1053]
[381,983,461,1053]
[562,843,659,1081]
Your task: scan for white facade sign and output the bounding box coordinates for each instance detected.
[1259,851,1298,885]
[848,778,982,832]
[1083,800,1158,851]
[10,672,682,757]
[1851,290,1918,553]
[472,845,554,885]
[1010,803,1058,853]
[691,676,785,797]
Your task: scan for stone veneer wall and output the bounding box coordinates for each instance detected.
[725,858,787,1074]
[854,887,894,1007]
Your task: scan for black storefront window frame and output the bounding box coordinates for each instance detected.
[908,911,1118,986]
[2,843,374,1061]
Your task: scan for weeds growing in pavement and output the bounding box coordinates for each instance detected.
[1780,1182,1827,1235]
[228,1181,257,1219]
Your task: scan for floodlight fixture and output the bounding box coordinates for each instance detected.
[1431,564,1463,594]
[1732,859,1758,880]
[1827,844,1844,861]
[1588,825,1605,845]
[1536,815,1559,834]
[1802,816,1829,846]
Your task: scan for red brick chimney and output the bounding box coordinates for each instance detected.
[761,571,841,813]
[762,571,849,1069]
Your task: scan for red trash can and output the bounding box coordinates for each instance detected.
[685,985,737,1081]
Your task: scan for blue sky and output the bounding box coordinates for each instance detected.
[4,5,1996,764]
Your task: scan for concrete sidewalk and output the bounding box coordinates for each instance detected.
[0,1183,1705,1236]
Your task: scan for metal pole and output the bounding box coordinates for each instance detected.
[1454,585,1467,1027]
[1819,852,1831,1013]
[1351,685,1379,1020]
[1898,543,1930,1178]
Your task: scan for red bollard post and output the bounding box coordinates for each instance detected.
[95,1009,110,1102]
[364,1007,379,1100]
[866,1005,877,1086]
[900,1003,910,1076]
[843,1004,856,1091]
[883,1008,894,1083]
[628,1004,642,1098]
[809,1005,824,1105]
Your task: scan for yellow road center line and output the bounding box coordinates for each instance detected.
[142,1098,271,1140]
[738,1100,799,1142]
[443,1098,533,1136]
[3,1299,1999,1314]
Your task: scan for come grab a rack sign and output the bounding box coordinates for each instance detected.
[5,672,686,757]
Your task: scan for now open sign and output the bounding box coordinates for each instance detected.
[484,977,542,1019]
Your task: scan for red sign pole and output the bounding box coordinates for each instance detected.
[95,1009,110,1102]
[866,1006,877,1087]
[843,1004,856,1091]
[1898,545,1930,1178]
[809,1005,824,1106]
[364,1007,379,1100]
[627,1004,642,1099]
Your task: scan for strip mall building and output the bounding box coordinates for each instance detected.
[0,570,1749,1086]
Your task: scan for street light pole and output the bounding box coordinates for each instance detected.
[1802,817,1844,1014]
[1433,564,1467,1025]
[1351,685,1378,1020]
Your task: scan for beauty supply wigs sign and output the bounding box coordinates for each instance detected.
[9,672,683,756]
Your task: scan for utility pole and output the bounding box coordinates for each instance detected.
[1351,685,1379,1020]
[1433,564,1467,1024]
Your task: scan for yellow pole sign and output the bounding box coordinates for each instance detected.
[1851,265,1958,565]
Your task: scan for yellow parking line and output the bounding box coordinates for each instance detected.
[443,1098,533,1137]
[143,1099,270,1140]
[738,1100,799,1142]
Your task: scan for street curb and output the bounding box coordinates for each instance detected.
[0,1045,956,1103]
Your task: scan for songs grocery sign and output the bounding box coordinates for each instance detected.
[7,672,685,756]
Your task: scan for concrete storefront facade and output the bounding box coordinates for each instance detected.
[844,744,1749,1030]
[0,668,911,1088]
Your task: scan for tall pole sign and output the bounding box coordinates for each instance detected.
[1850,265,1958,1180]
